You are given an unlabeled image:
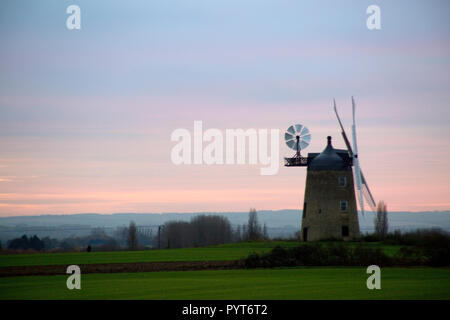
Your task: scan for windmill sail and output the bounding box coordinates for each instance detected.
[333,99,353,156]
[361,172,376,211]
[333,98,376,214]
[351,97,365,215]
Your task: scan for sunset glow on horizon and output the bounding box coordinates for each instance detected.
[1,1,449,216]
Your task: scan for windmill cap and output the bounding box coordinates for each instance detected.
[308,136,348,171]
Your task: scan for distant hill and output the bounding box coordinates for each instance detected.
[0,210,449,242]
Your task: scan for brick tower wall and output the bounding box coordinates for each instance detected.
[300,170,360,241]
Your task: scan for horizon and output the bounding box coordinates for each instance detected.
[1,1,450,216]
[1,208,449,219]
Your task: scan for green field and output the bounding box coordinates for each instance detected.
[0,241,402,267]
[0,267,448,299]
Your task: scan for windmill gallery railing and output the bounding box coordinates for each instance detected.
[284,156,308,167]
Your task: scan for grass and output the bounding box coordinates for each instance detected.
[0,241,403,267]
[0,267,448,300]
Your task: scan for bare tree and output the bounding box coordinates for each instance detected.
[160,215,233,248]
[375,201,388,237]
[263,223,268,240]
[234,225,242,242]
[246,208,262,241]
[162,221,192,248]
[191,215,232,246]
[127,221,138,250]
[242,224,247,241]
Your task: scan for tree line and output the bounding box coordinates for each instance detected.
[1,204,391,252]
[158,209,268,249]
[2,209,268,252]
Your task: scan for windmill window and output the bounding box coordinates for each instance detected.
[303,202,307,219]
[340,200,348,211]
[338,176,347,187]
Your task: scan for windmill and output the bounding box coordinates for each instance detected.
[284,124,311,166]
[284,97,375,241]
[333,97,376,215]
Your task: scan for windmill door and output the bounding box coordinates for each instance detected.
[303,228,308,242]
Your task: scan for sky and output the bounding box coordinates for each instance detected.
[0,0,449,216]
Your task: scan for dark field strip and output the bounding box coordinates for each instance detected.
[0,242,298,267]
[0,260,241,277]
[0,241,402,267]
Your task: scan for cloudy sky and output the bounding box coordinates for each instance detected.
[0,0,449,216]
